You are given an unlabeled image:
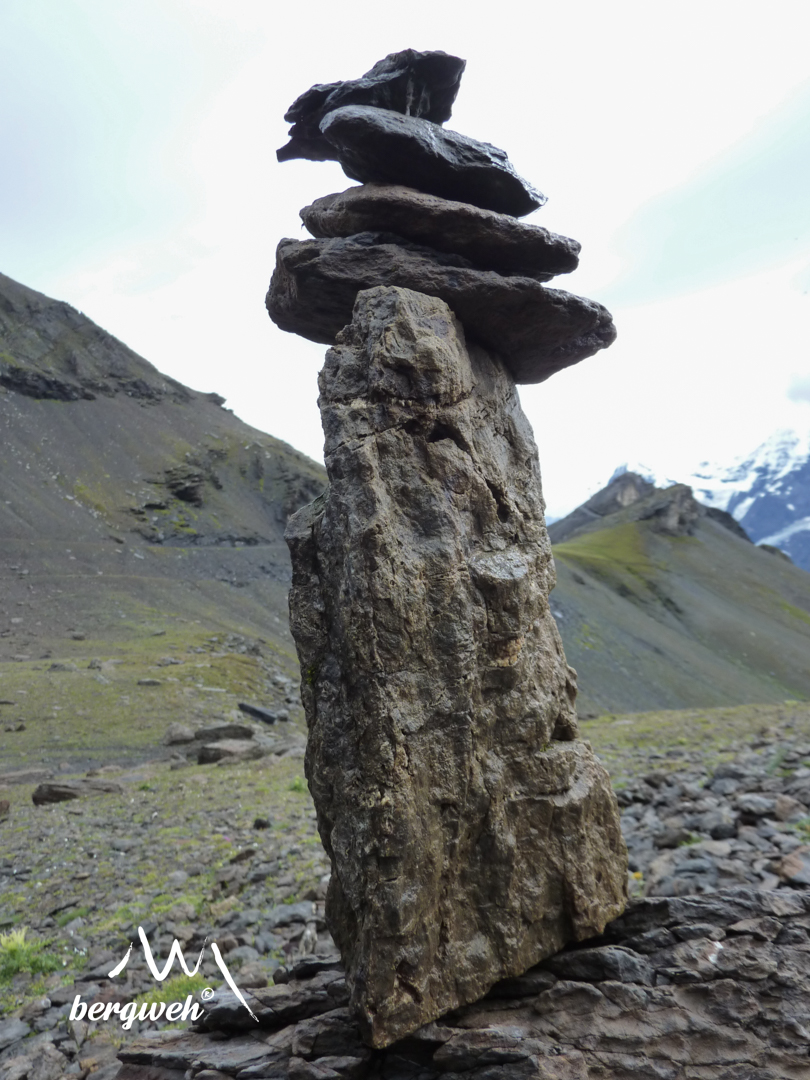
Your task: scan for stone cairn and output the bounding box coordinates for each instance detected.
[115,51,810,1080]
[268,50,628,1049]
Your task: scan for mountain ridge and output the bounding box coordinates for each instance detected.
[549,472,810,716]
[3,269,809,737]
[608,425,810,570]
[0,269,326,682]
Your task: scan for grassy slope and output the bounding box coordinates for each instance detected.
[580,699,810,788]
[0,272,327,772]
[552,514,810,716]
[0,751,328,1016]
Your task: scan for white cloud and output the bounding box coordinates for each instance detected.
[4,0,810,514]
[788,376,810,405]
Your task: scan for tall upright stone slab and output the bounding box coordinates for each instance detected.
[286,286,627,1047]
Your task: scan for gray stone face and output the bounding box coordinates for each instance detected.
[277,49,466,164]
[266,234,616,385]
[319,105,546,216]
[285,286,627,1047]
[301,184,580,280]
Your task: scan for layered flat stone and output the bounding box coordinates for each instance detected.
[319,105,546,216]
[285,286,627,1046]
[266,234,615,384]
[277,49,466,163]
[301,184,580,280]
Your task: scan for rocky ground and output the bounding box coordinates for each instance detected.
[116,885,810,1079]
[2,700,810,1077]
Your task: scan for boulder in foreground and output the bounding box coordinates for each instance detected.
[285,286,626,1046]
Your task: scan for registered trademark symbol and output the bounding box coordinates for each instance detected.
[200,987,215,1001]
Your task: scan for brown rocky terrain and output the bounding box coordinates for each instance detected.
[286,286,626,1044]
[3,702,810,1077]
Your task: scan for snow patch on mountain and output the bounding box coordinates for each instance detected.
[609,462,680,490]
[760,515,810,547]
[687,428,810,512]
[610,426,810,571]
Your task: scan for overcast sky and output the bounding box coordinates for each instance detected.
[2,0,809,516]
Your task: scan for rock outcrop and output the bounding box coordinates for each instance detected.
[269,50,624,1048]
[285,286,626,1045]
[116,886,810,1078]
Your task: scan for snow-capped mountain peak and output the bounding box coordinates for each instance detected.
[689,428,810,511]
[610,427,810,570]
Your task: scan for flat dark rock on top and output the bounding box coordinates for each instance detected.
[301,184,580,280]
[266,234,615,384]
[320,105,546,217]
[277,49,466,163]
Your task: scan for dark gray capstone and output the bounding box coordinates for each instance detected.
[277,49,466,164]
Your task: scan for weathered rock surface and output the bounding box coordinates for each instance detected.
[196,738,269,765]
[30,779,124,805]
[266,235,615,384]
[284,286,626,1046]
[277,49,466,164]
[319,105,546,216]
[116,886,810,1078]
[301,184,580,280]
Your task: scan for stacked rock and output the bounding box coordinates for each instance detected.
[267,48,616,385]
[269,50,627,1049]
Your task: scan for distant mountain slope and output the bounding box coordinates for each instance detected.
[610,427,810,570]
[0,271,326,664]
[548,473,810,716]
[4,270,808,732]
